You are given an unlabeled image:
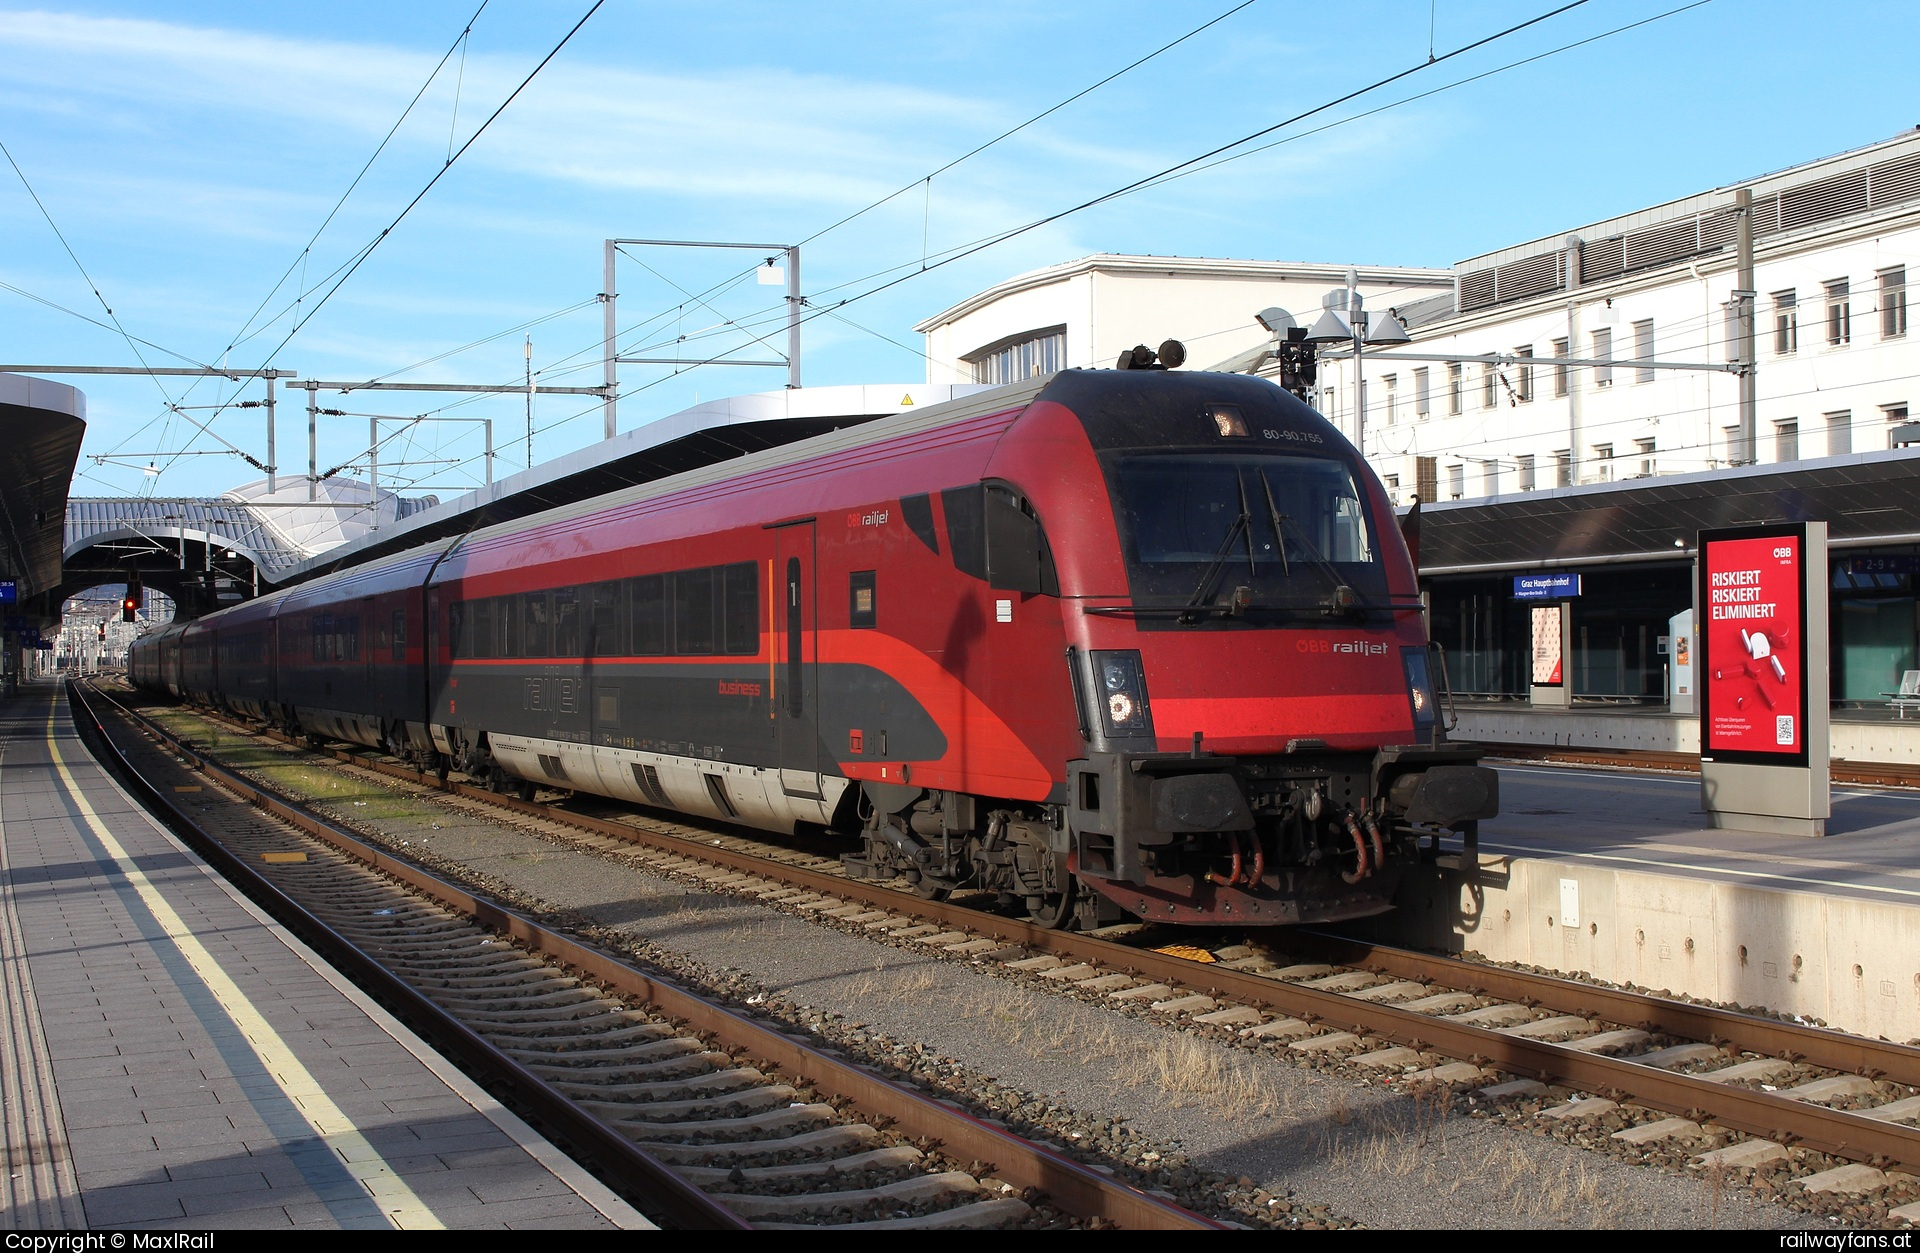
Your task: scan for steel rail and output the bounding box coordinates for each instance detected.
[1287,930,1920,1090]
[124,691,1920,1174]
[86,684,1222,1232]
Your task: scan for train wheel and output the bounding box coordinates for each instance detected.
[910,875,951,901]
[1026,879,1076,929]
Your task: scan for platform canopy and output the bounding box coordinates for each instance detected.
[0,374,87,622]
[1415,449,1920,573]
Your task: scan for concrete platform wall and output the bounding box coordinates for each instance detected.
[1375,860,1920,1043]
[1453,708,1920,764]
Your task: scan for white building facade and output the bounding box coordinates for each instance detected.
[1308,129,1919,504]
[914,254,1451,386]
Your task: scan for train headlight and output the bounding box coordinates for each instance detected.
[1091,649,1153,738]
[1402,647,1437,732]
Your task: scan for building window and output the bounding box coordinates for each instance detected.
[1382,374,1397,425]
[1384,474,1399,493]
[1517,453,1537,491]
[1551,337,1569,397]
[1632,320,1655,383]
[1482,461,1501,496]
[1775,419,1799,462]
[1413,367,1430,418]
[1886,404,1911,449]
[1634,437,1656,478]
[1882,266,1908,340]
[1827,410,1852,456]
[1447,363,1463,415]
[1553,449,1571,487]
[966,326,1066,384]
[1592,443,1614,481]
[1447,463,1465,500]
[1514,347,1534,402]
[1825,279,1851,346]
[1773,290,1798,354]
[1481,364,1498,409]
[1591,328,1613,387]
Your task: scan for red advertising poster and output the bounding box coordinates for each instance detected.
[1699,525,1808,764]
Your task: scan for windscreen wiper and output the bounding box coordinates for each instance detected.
[1256,468,1404,616]
[1178,487,1253,625]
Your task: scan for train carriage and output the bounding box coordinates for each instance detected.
[131,367,1497,929]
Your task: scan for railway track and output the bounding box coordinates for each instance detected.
[101,684,1920,1221]
[70,680,1222,1232]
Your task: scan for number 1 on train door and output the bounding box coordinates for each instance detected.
[774,520,822,800]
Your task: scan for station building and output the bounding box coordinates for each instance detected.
[915,129,1920,712]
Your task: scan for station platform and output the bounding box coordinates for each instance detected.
[1452,699,1920,765]
[1371,756,1920,1044]
[0,681,650,1231]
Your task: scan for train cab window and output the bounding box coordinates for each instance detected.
[1107,452,1384,607]
[984,483,1058,595]
[674,568,716,654]
[630,575,667,655]
[849,570,877,629]
[940,483,1057,594]
[553,588,580,657]
[721,562,759,654]
[589,582,623,656]
[391,610,406,662]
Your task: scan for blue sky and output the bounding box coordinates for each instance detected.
[4,0,1913,502]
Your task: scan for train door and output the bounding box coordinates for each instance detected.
[773,520,822,802]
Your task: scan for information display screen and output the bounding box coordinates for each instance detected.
[1699,524,1809,765]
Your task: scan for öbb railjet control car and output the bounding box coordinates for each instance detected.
[130,368,1496,929]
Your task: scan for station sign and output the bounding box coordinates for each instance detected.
[1699,523,1810,767]
[1513,572,1581,600]
[0,580,15,604]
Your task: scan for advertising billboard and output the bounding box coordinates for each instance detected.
[1530,605,1563,685]
[1699,523,1809,766]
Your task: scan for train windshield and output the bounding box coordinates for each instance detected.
[1107,452,1387,611]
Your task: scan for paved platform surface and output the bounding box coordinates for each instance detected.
[1484,762,1920,908]
[0,682,651,1231]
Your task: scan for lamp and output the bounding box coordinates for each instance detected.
[1367,310,1411,346]
[1304,307,1356,344]
[1255,307,1297,336]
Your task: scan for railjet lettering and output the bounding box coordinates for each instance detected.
[1295,639,1389,656]
[846,508,889,528]
[1709,569,1777,621]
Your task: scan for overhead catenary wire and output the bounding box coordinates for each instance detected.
[0,137,178,410]
[140,2,602,486]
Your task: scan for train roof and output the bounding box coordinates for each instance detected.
[275,384,1004,587]
[283,376,1055,592]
